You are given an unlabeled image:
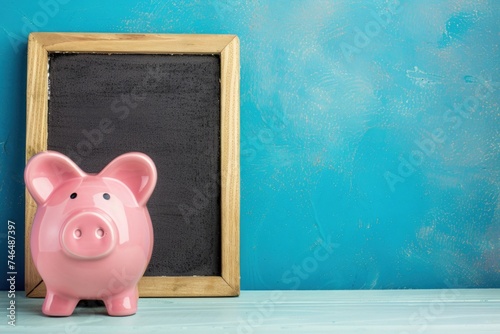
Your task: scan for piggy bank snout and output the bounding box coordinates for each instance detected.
[61,211,117,260]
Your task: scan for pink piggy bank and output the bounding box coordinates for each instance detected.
[25,151,157,316]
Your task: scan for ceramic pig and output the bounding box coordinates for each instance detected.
[25,151,157,316]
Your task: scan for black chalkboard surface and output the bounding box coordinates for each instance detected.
[26,33,240,297]
[48,53,222,276]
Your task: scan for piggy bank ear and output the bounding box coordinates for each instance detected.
[99,152,157,206]
[25,151,85,204]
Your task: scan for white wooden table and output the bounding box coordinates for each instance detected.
[1,289,499,333]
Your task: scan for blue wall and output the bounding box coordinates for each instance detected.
[1,0,499,291]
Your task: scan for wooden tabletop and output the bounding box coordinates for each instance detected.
[2,289,499,333]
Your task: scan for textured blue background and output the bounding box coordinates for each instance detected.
[0,0,499,291]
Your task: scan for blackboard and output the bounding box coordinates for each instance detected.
[25,33,240,297]
[48,53,222,277]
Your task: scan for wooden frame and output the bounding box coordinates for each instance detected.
[25,33,240,297]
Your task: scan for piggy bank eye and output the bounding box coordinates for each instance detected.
[70,192,77,199]
[103,193,111,200]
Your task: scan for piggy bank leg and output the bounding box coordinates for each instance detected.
[103,286,139,316]
[43,290,79,316]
